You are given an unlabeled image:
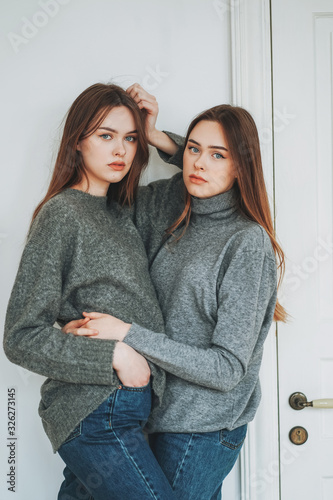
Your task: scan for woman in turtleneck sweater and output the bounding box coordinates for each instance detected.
[64,85,287,499]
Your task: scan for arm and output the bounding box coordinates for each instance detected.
[3,204,117,386]
[126,83,184,166]
[153,130,185,169]
[71,248,277,392]
[123,249,277,392]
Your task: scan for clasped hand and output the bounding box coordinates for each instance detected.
[62,313,150,387]
[62,312,131,341]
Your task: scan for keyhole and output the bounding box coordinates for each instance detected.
[289,426,308,445]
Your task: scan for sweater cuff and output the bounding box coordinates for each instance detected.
[156,130,185,169]
[77,338,119,385]
[123,323,154,352]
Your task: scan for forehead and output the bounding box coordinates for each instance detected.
[99,105,136,129]
[190,120,227,146]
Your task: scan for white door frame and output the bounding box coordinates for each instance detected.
[230,1,280,499]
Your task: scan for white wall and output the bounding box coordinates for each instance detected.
[0,1,236,498]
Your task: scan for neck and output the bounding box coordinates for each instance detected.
[71,180,108,197]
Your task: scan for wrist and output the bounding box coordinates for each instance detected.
[122,323,131,340]
[147,128,162,147]
[112,341,126,370]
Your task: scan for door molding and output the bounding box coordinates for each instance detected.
[230,1,280,499]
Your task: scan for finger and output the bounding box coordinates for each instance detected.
[126,82,144,96]
[76,317,90,325]
[136,99,158,113]
[82,311,103,319]
[127,85,156,105]
[71,328,99,336]
[84,320,99,329]
[62,319,87,333]
[126,86,140,101]
[126,83,139,94]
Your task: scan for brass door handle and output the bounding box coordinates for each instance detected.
[289,392,333,410]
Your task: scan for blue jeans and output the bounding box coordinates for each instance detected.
[57,382,176,500]
[149,424,247,500]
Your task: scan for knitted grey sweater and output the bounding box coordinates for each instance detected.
[4,189,165,452]
[125,164,277,433]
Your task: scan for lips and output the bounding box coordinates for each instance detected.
[108,161,125,171]
[189,174,207,184]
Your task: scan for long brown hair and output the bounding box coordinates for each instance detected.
[32,83,149,221]
[167,105,287,322]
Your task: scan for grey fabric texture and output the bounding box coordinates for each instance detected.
[4,189,165,452]
[125,137,278,434]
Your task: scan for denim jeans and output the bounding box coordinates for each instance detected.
[57,382,176,500]
[149,424,248,500]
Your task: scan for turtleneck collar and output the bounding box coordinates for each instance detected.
[191,186,239,220]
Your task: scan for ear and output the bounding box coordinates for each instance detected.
[76,142,81,151]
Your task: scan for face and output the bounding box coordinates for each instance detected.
[183,120,237,199]
[77,106,138,196]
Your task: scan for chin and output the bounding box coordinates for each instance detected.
[186,185,209,199]
[108,172,129,183]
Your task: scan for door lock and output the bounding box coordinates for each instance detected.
[289,392,333,410]
[289,426,308,445]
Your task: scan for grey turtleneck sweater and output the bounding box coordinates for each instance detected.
[4,189,165,451]
[125,169,277,433]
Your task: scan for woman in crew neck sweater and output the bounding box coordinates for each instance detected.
[3,84,177,500]
[66,85,287,499]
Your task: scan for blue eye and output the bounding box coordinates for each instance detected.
[213,152,225,159]
[189,146,199,153]
[125,136,136,142]
[100,134,111,140]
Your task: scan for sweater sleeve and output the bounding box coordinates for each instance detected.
[135,173,185,263]
[3,204,118,386]
[123,249,277,392]
[156,131,185,169]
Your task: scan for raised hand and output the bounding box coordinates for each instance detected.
[126,83,179,155]
[126,83,159,143]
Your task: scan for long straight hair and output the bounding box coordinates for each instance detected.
[32,83,149,221]
[167,105,287,322]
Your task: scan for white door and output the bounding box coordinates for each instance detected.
[272,0,333,498]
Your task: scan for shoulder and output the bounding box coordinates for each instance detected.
[138,171,183,198]
[29,191,78,240]
[136,172,184,215]
[227,218,276,261]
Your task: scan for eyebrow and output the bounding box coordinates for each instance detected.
[188,138,228,152]
[98,127,138,134]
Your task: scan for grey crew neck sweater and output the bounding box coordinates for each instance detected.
[124,161,277,433]
[4,189,165,451]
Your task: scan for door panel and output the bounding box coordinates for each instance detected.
[272,1,333,498]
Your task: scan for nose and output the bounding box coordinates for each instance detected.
[194,156,205,171]
[113,139,126,157]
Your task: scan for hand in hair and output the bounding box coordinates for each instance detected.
[127,83,178,155]
[126,83,159,140]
